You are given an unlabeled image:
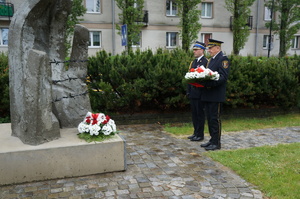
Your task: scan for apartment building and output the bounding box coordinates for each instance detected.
[1,0,299,56]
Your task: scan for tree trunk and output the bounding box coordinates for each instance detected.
[279,2,289,57]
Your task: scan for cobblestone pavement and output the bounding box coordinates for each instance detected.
[1,124,299,199]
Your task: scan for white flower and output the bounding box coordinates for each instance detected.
[108,119,117,132]
[96,113,106,124]
[184,66,219,81]
[89,124,101,135]
[210,71,220,80]
[78,122,90,133]
[102,124,113,135]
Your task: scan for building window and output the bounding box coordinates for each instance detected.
[201,33,212,46]
[166,32,177,48]
[86,0,100,13]
[89,31,101,47]
[0,28,8,46]
[263,35,273,49]
[201,2,212,18]
[166,0,177,16]
[264,6,272,21]
[132,32,141,47]
[291,36,300,49]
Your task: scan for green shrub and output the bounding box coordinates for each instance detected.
[226,55,300,109]
[88,51,300,113]
[0,52,9,120]
[87,48,192,113]
[0,51,299,122]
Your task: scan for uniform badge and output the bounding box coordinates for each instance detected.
[222,60,229,68]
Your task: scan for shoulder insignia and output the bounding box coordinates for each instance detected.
[222,60,229,68]
[188,61,193,70]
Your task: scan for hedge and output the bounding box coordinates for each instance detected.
[87,49,192,113]
[0,50,299,120]
[0,52,9,122]
[87,49,300,113]
[226,55,300,109]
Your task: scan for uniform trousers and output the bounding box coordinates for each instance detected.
[190,99,205,138]
[204,102,222,145]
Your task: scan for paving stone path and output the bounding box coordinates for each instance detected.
[1,124,299,199]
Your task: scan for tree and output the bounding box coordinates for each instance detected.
[65,0,87,56]
[115,0,145,52]
[265,0,300,57]
[225,0,255,55]
[177,0,202,52]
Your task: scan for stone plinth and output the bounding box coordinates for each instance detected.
[0,123,126,186]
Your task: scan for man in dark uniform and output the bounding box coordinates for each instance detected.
[200,39,230,150]
[187,41,208,142]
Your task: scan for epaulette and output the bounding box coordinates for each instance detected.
[188,61,193,70]
[222,55,229,60]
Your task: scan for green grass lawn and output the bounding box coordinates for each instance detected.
[206,143,300,199]
[163,113,300,199]
[164,113,300,137]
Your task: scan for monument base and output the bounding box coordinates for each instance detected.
[0,123,126,186]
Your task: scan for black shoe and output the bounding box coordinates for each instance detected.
[190,136,204,141]
[200,142,211,147]
[187,135,196,139]
[204,144,221,151]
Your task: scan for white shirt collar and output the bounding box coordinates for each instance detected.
[197,55,204,62]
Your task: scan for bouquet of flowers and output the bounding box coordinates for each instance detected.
[184,65,220,87]
[77,112,117,142]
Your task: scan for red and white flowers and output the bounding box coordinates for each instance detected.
[77,112,117,142]
[184,65,219,87]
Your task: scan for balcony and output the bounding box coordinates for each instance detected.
[230,16,253,30]
[0,3,14,18]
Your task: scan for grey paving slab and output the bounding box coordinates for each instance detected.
[1,124,299,199]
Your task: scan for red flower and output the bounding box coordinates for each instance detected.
[91,113,99,125]
[85,116,91,124]
[195,67,204,73]
[102,115,111,124]
[190,68,195,72]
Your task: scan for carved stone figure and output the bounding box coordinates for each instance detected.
[8,0,91,145]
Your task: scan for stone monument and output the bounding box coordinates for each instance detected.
[8,0,91,145]
[2,1,126,186]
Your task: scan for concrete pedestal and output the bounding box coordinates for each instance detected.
[0,123,126,185]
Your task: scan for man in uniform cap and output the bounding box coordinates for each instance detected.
[186,41,208,142]
[200,38,230,150]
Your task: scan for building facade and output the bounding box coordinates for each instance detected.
[1,0,299,56]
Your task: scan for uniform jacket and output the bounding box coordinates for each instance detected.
[201,51,230,102]
[187,56,208,99]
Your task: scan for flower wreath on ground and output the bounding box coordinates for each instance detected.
[77,112,117,142]
[184,65,220,87]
